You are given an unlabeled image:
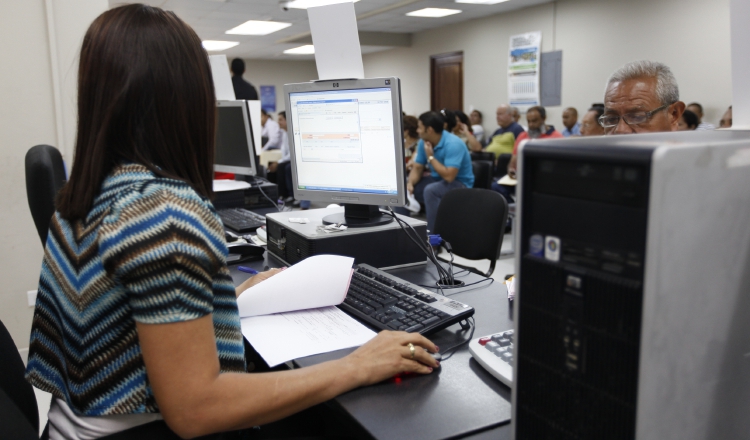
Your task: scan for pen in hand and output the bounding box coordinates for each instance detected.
[238,266,259,275]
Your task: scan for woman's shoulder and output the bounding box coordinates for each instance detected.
[100,164,220,233]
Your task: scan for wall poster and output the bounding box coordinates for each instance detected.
[508,31,542,112]
[260,85,276,113]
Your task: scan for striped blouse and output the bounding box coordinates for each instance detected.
[25,163,245,416]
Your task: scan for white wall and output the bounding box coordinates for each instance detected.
[363,0,732,130]
[240,59,319,116]
[0,0,107,350]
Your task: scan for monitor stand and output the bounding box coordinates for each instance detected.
[322,205,393,228]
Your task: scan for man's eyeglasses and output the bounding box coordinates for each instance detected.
[598,103,673,129]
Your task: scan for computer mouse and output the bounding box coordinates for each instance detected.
[226,242,265,257]
[428,351,442,368]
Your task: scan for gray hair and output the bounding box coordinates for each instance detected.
[605,60,679,106]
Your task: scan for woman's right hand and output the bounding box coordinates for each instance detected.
[342,331,439,386]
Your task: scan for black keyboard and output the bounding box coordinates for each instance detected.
[339,264,475,335]
[218,208,266,233]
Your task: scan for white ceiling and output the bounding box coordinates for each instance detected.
[109,0,553,59]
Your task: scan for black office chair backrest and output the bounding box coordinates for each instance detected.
[0,319,39,437]
[471,160,494,190]
[495,153,512,177]
[433,188,509,277]
[25,145,66,247]
[470,151,495,162]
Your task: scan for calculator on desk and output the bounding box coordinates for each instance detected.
[469,329,514,387]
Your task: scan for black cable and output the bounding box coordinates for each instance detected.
[251,177,291,212]
[440,317,476,361]
[417,276,494,292]
[386,208,452,283]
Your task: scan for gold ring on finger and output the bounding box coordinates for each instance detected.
[408,343,415,359]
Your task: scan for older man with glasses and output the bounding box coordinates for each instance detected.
[599,60,686,134]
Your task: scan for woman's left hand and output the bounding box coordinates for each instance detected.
[236,268,285,298]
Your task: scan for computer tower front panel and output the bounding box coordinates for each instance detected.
[514,146,653,439]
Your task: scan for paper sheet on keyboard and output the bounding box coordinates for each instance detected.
[237,254,354,317]
[240,306,376,367]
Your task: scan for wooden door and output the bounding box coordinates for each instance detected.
[431,52,463,112]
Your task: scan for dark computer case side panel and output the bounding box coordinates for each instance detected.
[266,217,287,261]
[513,143,654,440]
[284,225,428,268]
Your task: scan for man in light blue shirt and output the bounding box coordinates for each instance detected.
[562,107,581,137]
[408,111,474,231]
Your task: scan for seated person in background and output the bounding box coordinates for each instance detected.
[441,108,457,134]
[511,106,527,130]
[474,105,525,155]
[455,110,484,151]
[450,109,469,144]
[499,106,563,203]
[275,111,293,200]
[580,106,605,136]
[261,109,281,150]
[276,111,311,209]
[686,102,715,130]
[25,6,439,439]
[403,115,420,164]
[599,60,685,135]
[470,109,485,143]
[678,109,699,131]
[720,106,733,128]
[561,107,581,136]
[408,111,474,231]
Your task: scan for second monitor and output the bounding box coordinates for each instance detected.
[284,77,406,227]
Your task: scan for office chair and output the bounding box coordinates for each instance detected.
[0,319,39,439]
[470,151,495,162]
[433,188,508,277]
[495,153,512,177]
[25,145,66,247]
[471,160,494,190]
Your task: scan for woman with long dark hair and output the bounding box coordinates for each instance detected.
[25,5,438,439]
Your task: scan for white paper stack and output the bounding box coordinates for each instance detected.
[237,254,376,366]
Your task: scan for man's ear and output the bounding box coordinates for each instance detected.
[670,101,687,130]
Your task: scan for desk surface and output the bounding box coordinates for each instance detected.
[230,254,514,440]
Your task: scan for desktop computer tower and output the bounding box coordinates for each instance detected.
[266,207,427,269]
[511,131,750,440]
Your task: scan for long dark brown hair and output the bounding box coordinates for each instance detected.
[57,4,215,220]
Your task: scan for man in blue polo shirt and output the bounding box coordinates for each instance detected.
[407,111,474,231]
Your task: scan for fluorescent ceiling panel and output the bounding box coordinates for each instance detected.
[455,0,510,4]
[202,40,239,51]
[226,20,292,35]
[406,8,462,17]
[283,0,360,10]
[284,45,316,54]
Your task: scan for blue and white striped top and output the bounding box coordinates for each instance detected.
[25,163,245,416]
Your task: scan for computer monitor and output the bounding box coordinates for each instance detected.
[215,100,257,176]
[284,77,406,227]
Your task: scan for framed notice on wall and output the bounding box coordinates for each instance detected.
[260,85,276,112]
[508,31,541,111]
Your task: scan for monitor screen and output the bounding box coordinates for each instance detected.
[215,100,257,176]
[285,78,405,210]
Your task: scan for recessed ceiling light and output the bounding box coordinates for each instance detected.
[226,20,292,36]
[455,0,510,4]
[282,0,360,9]
[202,40,239,51]
[406,8,462,17]
[284,45,315,55]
